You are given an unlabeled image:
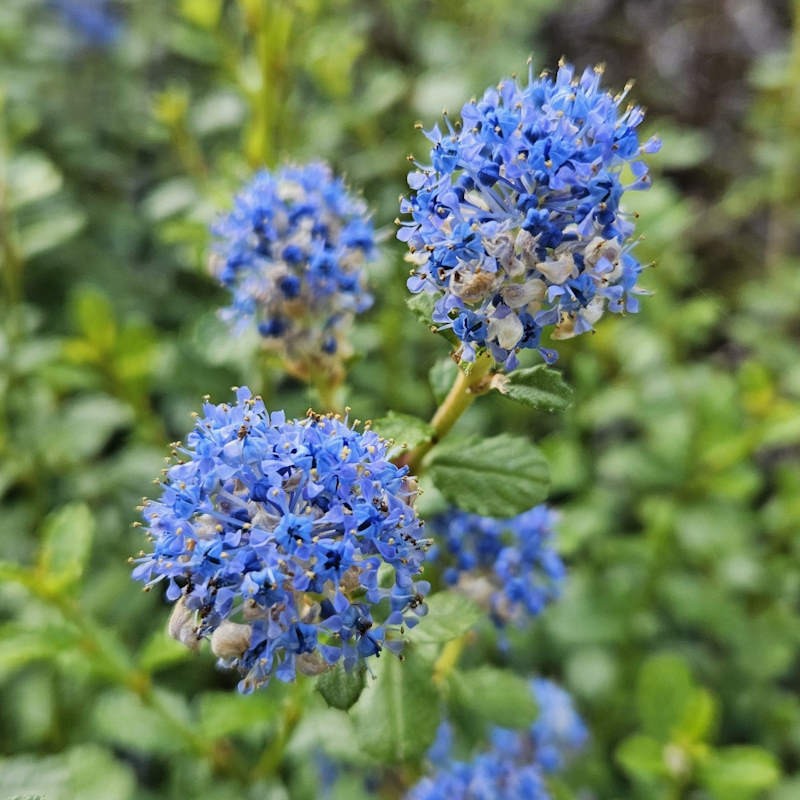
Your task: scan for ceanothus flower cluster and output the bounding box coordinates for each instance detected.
[212,163,375,381]
[51,0,121,47]
[399,61,660,369]
[429,506,565,627]
[407,746,549,800]
[407,679,587,800]
[529,678,590,773]
[132,387,429,692]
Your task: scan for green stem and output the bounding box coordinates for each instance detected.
[311,372,345,415]
[32,582,248,776]
[0,99,24,457]
[432,633,469,687]
[251,678,307,780]
[245,0,294,167]
[403,350,494,473]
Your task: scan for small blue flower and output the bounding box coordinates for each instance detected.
[429,506,565,627]
[212,163,375,381]
[399,61,660,369]
[132,387,429,692]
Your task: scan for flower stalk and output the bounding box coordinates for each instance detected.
[403,350,493,473]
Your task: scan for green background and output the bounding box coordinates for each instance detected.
[1,1,799,798]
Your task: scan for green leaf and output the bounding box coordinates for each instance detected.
[426,434,550,516]
[770,777,800,800]
[179,0,223,29]
[406,294,457,344]
[19,208,86,259]
[0,560,35,587]
[636,653,695,741]
[492,364,573,413]
[429,357,458,403]
[287,708,370,767]
[71,287,117,353]
[700,747,781,799]
[317,662,367,711]
[408,591,483,644]
[448,667,538,728]
[198,691,279,739]
[616,734,668,781]
[371,411,434,451]
[137,628,194,673]
[142,177,199,220]
[38,502,94,586]
[349,648,440,763]
[676,687,716,744]
[0,745,134,800]
[7,151,63,209]
[63,745,136,800]
[406,292,437,327]
[44,395,134,467]
[91,688,190,755]
[0,623,80,680]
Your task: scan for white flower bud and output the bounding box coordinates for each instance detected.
[450,268,501,303]
[501,279,546,309]
[297,651,330,676]
[552,312,577,340]
[488,312,524,350]
[583,236,621,269]
[210,620,252,660]
[167,596,202,652]
[535,255,575,284]
[582,295,606,325]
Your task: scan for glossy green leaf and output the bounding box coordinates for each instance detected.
[426,434,550,516]
[43,395,134,467]
[408,591,483,644]
[19,208,86,259]
[448,667,538,728]
[429,357,458,403]
[406,294,457,344]
[137,628,194,673]
[71,287,117,352]
[493,364,573,412]
[0,745,134,800]
[700,746,781,799]
[198,691,279,739]
[349,648,440,763]
[676,687,716,743]
[616,734,668,780]
[7,151,63,209]
[0,623,80,680]
[91,688,191,755]
[406,292,437,328]
[371,411,434,450]
[38,502,94,586]
[636,653,695,741]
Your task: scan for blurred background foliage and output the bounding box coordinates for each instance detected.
[1,0,799,798]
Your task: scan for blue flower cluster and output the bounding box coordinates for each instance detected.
[50,0,122,47]
[407,679,587,800]
[212,163,375,379]
[132,387,429,692]
[399,61,660,368]
[429,506,565,626]
[529,678,590,773]
[408,746,549,800]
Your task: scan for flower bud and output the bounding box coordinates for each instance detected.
[210,621,252,660]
